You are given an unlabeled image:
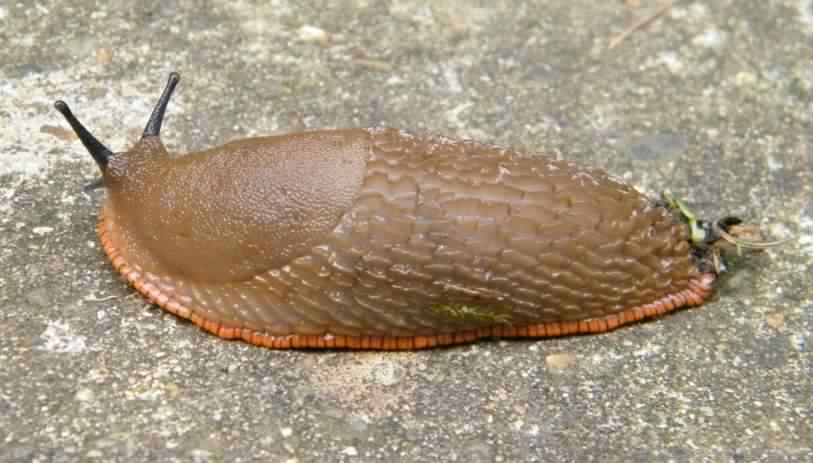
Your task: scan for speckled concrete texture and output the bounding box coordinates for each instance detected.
[1,1,811,461]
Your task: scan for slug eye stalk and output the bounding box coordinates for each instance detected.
[53,100,113,172]
[143,72,181,138]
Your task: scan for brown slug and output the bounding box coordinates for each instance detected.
[55,72,746,350]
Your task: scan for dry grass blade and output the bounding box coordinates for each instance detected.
[715,225,795,250]
[608,0,674,50]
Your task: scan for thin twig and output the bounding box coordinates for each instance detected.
[608,0,674,50]
[714,224,795,250]
[353,58,393,72]
[85,295,121,302]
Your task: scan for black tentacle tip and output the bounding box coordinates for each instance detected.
[54,100,71,115]
[163,72,181,95]
[161,72,181,96]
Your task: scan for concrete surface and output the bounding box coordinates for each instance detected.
[1,1,811,461]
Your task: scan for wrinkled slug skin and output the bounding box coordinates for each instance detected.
[99,127,702,340]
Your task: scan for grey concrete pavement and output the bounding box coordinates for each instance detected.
[1,1,811,461]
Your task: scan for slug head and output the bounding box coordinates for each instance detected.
[54,72,180,191]
[57,73,369,284]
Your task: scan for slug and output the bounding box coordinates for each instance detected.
[55,72,749,350]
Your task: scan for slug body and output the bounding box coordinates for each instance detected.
[56,73,716,350]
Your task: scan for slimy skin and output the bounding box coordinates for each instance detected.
[56,73,717,350]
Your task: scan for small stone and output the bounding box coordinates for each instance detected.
[188,449,214,463]
[692,28,726,50]
[372,360,401,386]
[96,47,113,64]
[76,388,95,402]
[40,321,87,353]
[298,25,328,43]
[659,51,684,74]
[32,226,54,235]
[341,446,358,456]
[280,427,293,438]
[545,353,577,370]
[790,333,808,352]
[688,3,710,19]
[260,436,275,446]
[734,71,757,87]
[766,312,785,329]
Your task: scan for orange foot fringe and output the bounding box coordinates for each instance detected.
[97,217,716,350]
